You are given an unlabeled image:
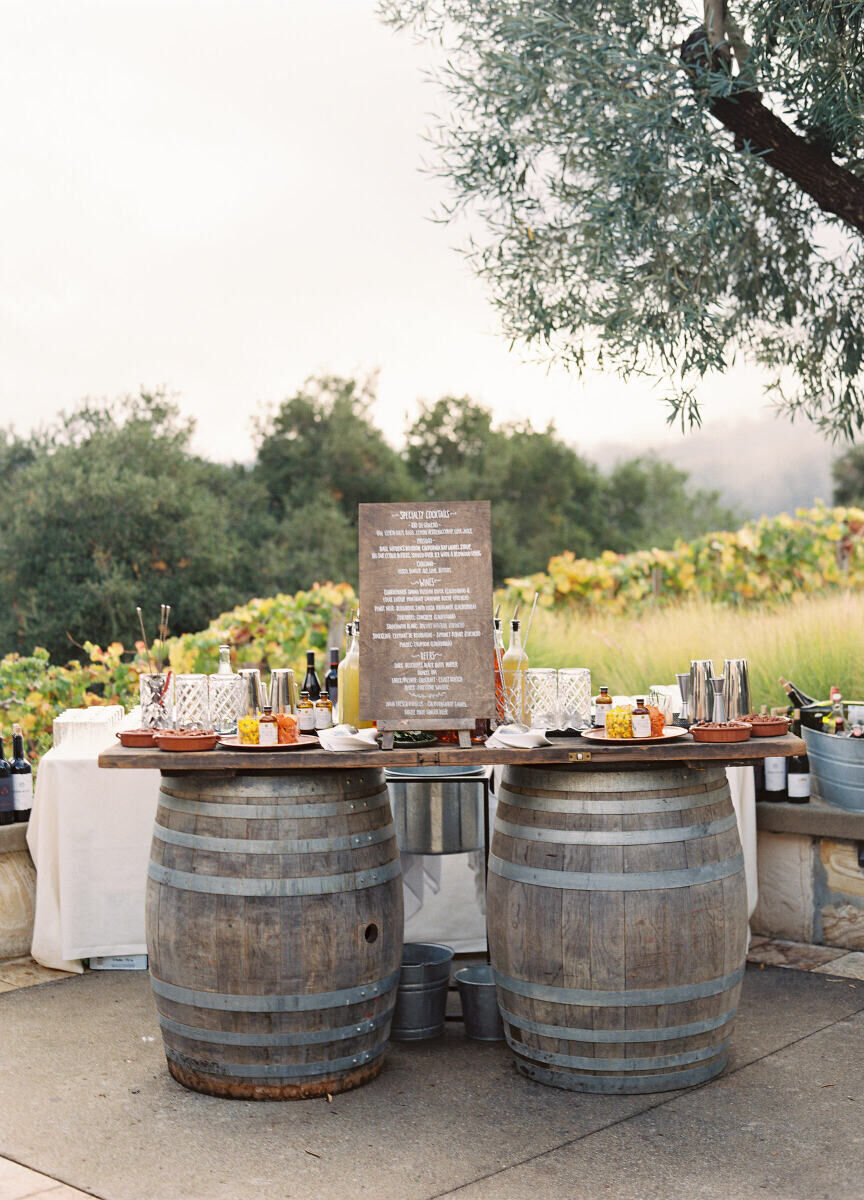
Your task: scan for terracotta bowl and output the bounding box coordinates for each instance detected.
[154,730,219,752]
[690,723,752,743]
[741,715,790,738]
[116,729,157,748]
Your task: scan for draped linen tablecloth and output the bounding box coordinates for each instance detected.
[27,746,160,972]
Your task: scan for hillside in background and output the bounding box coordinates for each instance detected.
[589,417,837,520]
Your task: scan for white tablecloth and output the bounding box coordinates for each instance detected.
[27,747,160,972]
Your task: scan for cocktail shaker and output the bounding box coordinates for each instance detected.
[269,668,296,714]
[237,668,265,716]
[710,678,727,723]
[722,658,750,720]
[689,660,715,723]
[676,673,692,727]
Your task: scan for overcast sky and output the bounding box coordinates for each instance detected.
[0,0,824,466]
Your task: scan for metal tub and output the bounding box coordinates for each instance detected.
[802,725,864,811]
[385,766,487,855]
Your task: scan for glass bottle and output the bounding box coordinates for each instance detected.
[786,709,811,803]
[10,723,32,823]
[632,698,651,738]
[325,648,339,713]
[314,686,334,731]
[502,618,528,724]
[302,651,321,702]
[258,704,278,746]
[492,616,506,727]
[297,689,316,735]
[594,686,613,729]
[337,622,352,724]
[0,737,13,826]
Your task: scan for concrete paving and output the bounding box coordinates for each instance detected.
[0,964,862,1200]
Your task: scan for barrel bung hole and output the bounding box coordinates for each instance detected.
[364,923,379,944]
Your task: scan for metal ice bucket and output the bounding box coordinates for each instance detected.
[802,725,864,811]
[385,766,486,855]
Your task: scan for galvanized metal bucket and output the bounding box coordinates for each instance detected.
[390,942,454,1041]
[455,964,504,1041]
[386,767,486,855]
[802,725,864,811]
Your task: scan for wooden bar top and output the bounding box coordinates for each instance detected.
[98,732,804,772]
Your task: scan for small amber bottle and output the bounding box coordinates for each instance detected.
[297,689,315,735]
[258,704,278,746]
[631,698,651,738]
[594,686,613,729]
[314,686,333,731]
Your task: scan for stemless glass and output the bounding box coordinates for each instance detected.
[174,674,211,730]
[209,674,243,735]
[524,668,559,730]
[139,673,173,730]
[558,668,592,731]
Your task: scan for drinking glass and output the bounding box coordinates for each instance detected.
[174,674,210,730]
[209,674,243,735]
[524,668,558,730]
[139,673,173,730]
[558,668,592,730]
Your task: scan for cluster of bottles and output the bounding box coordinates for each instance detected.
[0,724,33,825]
[296,617,376,734]
[781,677,863,738]
[755,707,811,803]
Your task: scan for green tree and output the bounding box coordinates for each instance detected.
[255,374,419,523]
[832,443,864,504]
[0,393,269,659]
[383,1,864,436]
[603,457,740,552]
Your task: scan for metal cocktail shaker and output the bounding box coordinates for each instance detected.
[722,659,751,720]
[269,669,297,714]
[689,660,715,723]
[676,673,692,727]
[237,668,265,716]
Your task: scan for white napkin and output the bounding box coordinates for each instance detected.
[317,726,379,752]
[486,725,552,750]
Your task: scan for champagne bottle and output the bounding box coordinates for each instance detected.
[10,724,32,823]
[0,737,13,826]
[779,677,818,708]
[786,710,810,804]
[302,651,321,702]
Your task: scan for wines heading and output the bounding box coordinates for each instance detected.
[358,501,495,727]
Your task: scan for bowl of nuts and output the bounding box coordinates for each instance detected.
[740,713,790,737]
[690,721,753,743]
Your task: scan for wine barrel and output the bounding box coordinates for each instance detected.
[146,768,403,1100]
[487,764,748,1094]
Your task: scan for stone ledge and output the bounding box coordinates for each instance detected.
[0,823,29,856]
[757,798,864,841]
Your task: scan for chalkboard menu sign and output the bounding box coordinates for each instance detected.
[358,501,495,736]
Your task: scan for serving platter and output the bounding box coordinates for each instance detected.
[582,726,689,745]
[217,734,319,751]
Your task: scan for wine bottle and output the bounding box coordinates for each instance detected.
[786,710,810,804]
[779,677,818,709]
[0,737,13,826]
[302,651,321,702]
[10,724,32,823]
[763,756,788,801]
[325,648,339,712]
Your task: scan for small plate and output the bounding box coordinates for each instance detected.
[582,726,690,745]
[217,735,319,751]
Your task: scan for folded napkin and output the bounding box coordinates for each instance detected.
[317,726,379,752]
[485,725,552,750]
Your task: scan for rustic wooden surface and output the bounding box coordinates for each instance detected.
[99,732,805,772]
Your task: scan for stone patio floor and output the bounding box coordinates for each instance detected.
[0,940,863,1200]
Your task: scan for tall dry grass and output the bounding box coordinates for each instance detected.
[525,592,864,708]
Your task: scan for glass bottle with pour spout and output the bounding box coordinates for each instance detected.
[341,617,373,729]
[336,622,352,724]
[502,618,528,724]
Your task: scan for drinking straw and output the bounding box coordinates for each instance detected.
[522,592,540,655]
[136,607,156,674]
